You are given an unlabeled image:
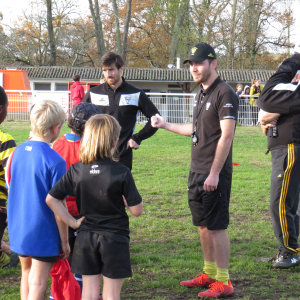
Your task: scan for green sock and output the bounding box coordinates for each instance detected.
[203,261,217,279]
[0,252,10,266]
[216,268,229,285]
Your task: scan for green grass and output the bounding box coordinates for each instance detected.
[0,123,299,300]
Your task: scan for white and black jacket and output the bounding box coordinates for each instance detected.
[258,53,300,148]
[82,78,159,169]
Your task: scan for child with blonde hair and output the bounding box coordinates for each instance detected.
[47,114,143,300]
[7,100,83,300]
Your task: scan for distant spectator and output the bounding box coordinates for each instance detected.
[71,75,85,107]
[235,84,243,98]
[239,85,251,125]
[250,78,263,125]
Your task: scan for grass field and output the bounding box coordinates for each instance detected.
[1,122,300,300]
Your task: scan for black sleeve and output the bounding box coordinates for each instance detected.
[49,166,75,200]
[122,170,142,207]
[82,91,91,103]
[218,90,239,121]
[257,53,300,114]
[131,91,160,145]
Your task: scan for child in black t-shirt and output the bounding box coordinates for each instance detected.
[46,114,143,300]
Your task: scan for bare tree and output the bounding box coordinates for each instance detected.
[112,0,122,54]
[227,0,237,69]
[122,0,132,62]
[88,0,106,58]
[168,0,189,64]
[46,0,56,65]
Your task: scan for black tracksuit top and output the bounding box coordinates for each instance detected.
[258,53,300,149]
[82,78,159,169]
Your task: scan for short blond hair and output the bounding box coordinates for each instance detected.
[79,114,121,164]
[30,100,66,137]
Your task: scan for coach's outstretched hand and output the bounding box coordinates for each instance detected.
[151,114,166,129]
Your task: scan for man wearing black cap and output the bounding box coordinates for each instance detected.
[152,42,238,298]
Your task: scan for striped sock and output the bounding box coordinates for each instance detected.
[216,268,229,285]
[203,261,217,279]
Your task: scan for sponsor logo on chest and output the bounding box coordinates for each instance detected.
[90,93,109,106]
[119,93,140,106]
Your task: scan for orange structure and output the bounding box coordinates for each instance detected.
[0,69,31,113]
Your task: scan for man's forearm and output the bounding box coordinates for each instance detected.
[260,112,280,125]
[164,123,193,137]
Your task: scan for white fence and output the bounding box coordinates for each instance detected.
[5,91,259,125]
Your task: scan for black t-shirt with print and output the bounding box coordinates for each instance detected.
[191,77,239,174]
[49,157,142,242]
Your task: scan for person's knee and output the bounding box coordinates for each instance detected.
[198,225,208,233]
[28,275,48,289]
[207,228,227,237]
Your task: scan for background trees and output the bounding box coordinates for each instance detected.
[0,0,296,69]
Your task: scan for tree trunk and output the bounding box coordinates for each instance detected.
[122,0,132,62]
[112,0,122,54]
[88,0,106,58]
[46,0,56,66]
[168,0,189,64]
[227,0,237,69]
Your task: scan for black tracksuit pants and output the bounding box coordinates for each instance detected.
[270,144,300,255]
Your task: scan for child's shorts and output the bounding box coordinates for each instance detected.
[71,231,132,278]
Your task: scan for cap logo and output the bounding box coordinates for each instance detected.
[208,53,214,58]
[191,47,198,55]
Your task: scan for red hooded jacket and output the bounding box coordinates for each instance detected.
[71,81,85,106]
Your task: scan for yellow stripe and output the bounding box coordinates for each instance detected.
[279,144,297,253]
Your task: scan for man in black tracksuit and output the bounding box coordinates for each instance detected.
[258,53,300,269]
[82,52,159,170]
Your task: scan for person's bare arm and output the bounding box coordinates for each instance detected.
[151,114,193,136]
[260,112,280,125]
[46,195,84,229]
[204,119,236,192]
[54,199,70,260]
[123,196,143,217]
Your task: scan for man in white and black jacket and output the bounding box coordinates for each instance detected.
[82,52,159,170]
[258,52,300,269]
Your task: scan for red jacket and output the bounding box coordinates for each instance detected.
[71,81,85,106]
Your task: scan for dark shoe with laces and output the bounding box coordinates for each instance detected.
[272,253,300,269]
[261,252,280,263]
[3,252,19,268]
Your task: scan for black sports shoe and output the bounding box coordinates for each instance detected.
[273,253,300,269]
[3,252,19,268]
[261,252,280,263]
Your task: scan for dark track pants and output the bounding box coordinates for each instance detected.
[270,144,300,255]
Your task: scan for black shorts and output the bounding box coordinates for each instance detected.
[71,231,132,278]
[188,171,232,230]
[18,254,59,263]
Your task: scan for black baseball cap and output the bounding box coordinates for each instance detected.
[183,42,217,64]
